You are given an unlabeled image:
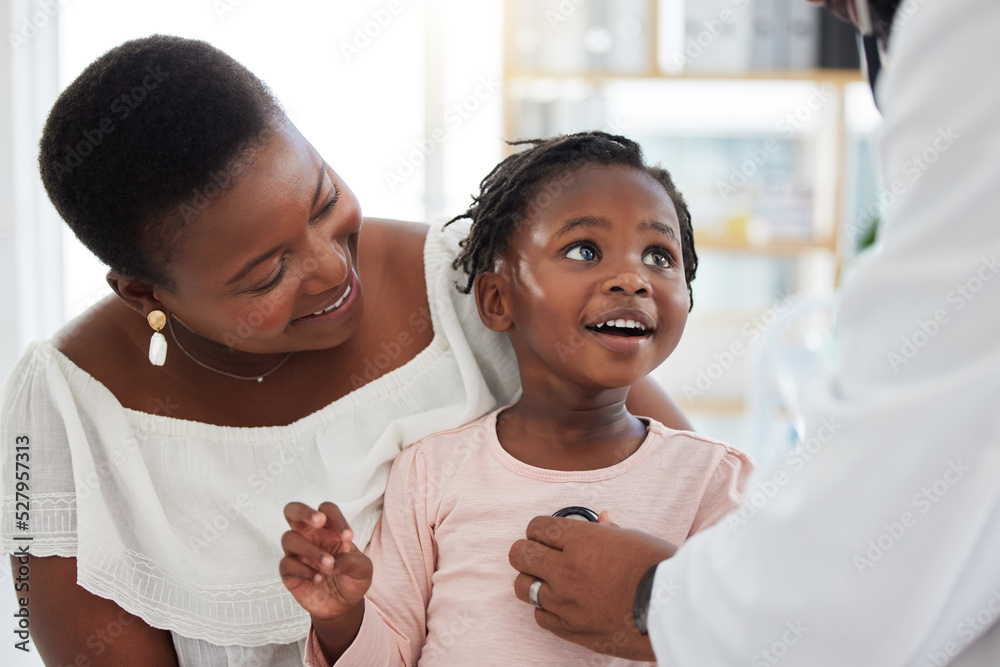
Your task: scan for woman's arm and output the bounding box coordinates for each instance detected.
[626,376,693,431]
[12,555,178,666]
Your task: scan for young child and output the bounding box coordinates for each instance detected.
[279,132,755,666]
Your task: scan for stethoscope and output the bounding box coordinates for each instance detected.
[848,0,896,106]
[552,506,600,522]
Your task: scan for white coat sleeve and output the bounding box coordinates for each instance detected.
[648,0,1000,665]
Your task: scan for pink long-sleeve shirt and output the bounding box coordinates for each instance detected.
[306,409,755,666]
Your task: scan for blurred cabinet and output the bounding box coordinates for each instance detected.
[502,0,878,451]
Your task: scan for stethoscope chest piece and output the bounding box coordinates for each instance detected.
[552,506,600,522]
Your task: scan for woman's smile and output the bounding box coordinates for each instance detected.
[293,269,361,324]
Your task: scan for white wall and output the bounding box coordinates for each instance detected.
[2,10,60,667]
[1,0,64,383]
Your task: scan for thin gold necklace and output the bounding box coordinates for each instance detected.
[167,317,293,383]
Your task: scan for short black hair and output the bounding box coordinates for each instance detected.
[445,131,698,310]
[38,35,283,287]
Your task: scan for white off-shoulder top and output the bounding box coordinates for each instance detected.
[0,221,520,666]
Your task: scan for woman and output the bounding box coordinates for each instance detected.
[1,36,689,666]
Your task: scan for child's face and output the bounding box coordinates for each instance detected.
[492,164,690,393]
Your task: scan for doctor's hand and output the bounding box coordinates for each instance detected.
[509,516,677,661]
[279,501,372,621]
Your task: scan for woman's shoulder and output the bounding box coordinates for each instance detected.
[357,216,469,325]
[359,218,429,269]
[0,299,150,475]
[358,218,430,306]
[44,296,185,421]
[1,340,55,412]
[359,216,473,294]
[51,295,146,386]
[0,297,128,405]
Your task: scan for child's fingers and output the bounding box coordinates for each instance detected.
[317,501,354,542]
[278,554,323,584]
[330,550,373,582]
[284,501,326,530]
[281,530,336,573]
[597,510,620,528]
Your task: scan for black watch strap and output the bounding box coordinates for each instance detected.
[633,563,659,636]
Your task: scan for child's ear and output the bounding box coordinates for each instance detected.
[474,271,513,333]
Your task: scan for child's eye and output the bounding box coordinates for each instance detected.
[565,245,597,261]
[643,249,671,268]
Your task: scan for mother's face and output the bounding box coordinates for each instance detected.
[152,121,365,354]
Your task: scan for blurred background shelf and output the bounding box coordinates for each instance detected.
[505,69,864,83]
[694,233,836,254]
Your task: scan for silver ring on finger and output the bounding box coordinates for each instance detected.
[529,577,544,609]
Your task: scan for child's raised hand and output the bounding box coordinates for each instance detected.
[279,501,373,621]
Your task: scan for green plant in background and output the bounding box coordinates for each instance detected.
[837,215,881,289]
[856,216,880,253]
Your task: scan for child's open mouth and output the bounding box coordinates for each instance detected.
[585,319,652,337]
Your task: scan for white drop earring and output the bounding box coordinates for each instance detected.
[147,310,167,366]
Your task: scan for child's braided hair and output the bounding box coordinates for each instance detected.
[445,131,697,310]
